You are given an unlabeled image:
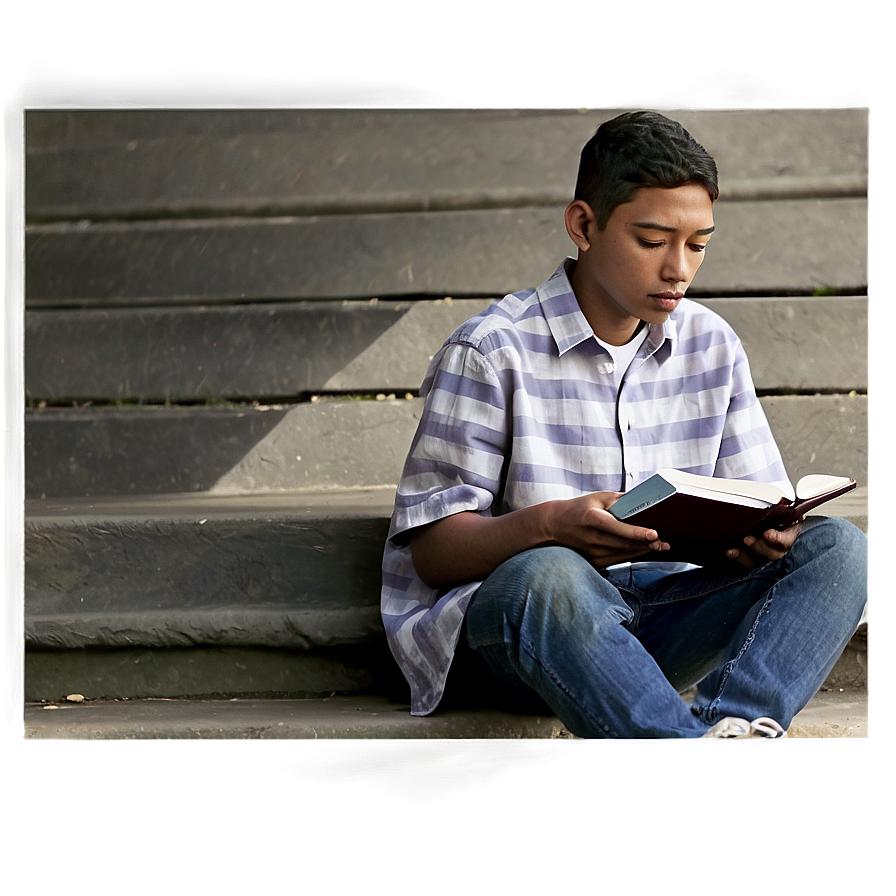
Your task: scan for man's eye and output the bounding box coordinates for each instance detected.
[690,244,708,253]
[638,239,663,249]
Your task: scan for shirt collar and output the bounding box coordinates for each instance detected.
[537,258,678,358]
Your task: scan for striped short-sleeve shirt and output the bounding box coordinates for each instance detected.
[381,259,790,716]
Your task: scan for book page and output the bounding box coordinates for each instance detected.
[657,469,788,505]
[796,474,854,500]
[667,482,770,508]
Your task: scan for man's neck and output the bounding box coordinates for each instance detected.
[567,259,645,346]
[595,319,646,348]
[575,297,646,348]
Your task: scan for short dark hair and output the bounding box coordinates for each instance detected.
[574,111,719,230]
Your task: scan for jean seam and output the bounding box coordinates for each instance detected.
[519,639,619,738]
[701,587,777,723]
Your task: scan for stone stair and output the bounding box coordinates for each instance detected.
[23,109,868,735]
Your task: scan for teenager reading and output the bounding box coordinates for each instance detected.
[380,111,867,738]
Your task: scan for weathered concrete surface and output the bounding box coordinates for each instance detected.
[26,403,294,497]
[25,489,395,651]
[25,300,413,402]
[24,489,400,700]
[24,638,867,709]
[26,601,385,652]
[25,394,866,499]
[21,688,867,740]
[24,398,421,498]
[24,295,867,402]
[23,695,574,739]
[813,625,867,691]
[697,296,867,393]
[25,108,867,221]
[787,689,868,738]
[762,393,867,489]
[25,198,867,307]
[24,644,402,703]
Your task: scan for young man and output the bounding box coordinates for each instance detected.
[380,111,867,738]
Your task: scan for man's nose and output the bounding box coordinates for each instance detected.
[662,246,690,284]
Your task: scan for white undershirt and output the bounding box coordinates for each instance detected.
[596,323,697,574]
[594,324,649,386]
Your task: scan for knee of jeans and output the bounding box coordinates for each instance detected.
[511,547,634,635]
[517,545,592,588]
[799,516,867,613]
[801,515,867,562]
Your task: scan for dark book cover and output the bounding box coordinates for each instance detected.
[610,472,856,565]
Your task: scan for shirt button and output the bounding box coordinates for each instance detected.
[597,360,615,375]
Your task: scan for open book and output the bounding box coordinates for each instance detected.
[609,469,856,563]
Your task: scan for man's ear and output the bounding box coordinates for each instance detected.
[564,199,596,252]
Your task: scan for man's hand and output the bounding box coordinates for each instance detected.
[543,491,671,568]
[409,491,670,590]
[725,519,803,570]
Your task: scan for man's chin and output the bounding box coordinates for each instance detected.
[641,308,674,325]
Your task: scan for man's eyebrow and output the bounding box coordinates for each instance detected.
[633,221,716,236]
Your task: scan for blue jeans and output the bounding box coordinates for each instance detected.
[462,516,867,738]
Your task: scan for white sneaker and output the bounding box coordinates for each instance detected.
[748,717,788,738]
[702,716,788,738]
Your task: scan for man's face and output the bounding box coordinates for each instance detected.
[573,184,715,342]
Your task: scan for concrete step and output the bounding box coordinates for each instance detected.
[25,398,422,498]
[25,197,867,308]
[25,295,867,404]
[24,489,397,701]
[26,109,867,221]
[23,488,868,703]
[24,489,396,652]
[24,643,407,705]
[22,687,869,739]
[25,393,867,501]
